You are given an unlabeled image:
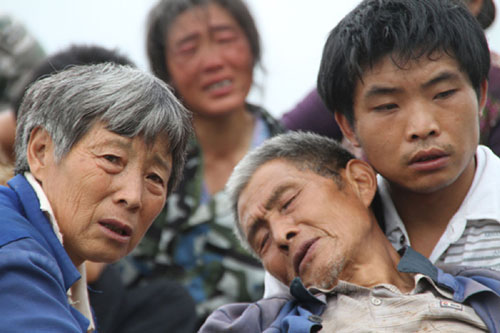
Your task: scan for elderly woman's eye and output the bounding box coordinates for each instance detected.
[148,173,165,186]
[103,154,120,164]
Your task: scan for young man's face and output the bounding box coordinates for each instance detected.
[338,53,487,194]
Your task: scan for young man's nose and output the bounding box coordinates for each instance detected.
[405,103,441,141]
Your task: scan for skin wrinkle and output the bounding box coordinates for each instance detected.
[166,3,253,117]
[346,54,481,194]
[33,123,172,267]
[334,52,486,257]
[226,132,415,293]
[238,159,390,290]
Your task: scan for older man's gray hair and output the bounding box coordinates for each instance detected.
[15,63,192,194]
[225,131,354,255]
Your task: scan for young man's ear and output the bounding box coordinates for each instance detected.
[345,159,377,208]
[27,127,54,182]
[335,112,360,148]
[478,79,488,113]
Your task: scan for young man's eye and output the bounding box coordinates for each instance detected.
[373,103,398,112]
[435,89,457,99]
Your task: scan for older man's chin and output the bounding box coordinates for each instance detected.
[299,258,344,291]
[263,270,341,298]
[263,258,344,298]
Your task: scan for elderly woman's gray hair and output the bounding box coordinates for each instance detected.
[15,63,192,194]
[225,131,355,254]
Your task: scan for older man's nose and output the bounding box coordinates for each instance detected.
[272,217,299,252]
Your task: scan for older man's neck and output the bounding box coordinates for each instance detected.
[340,231,415,293]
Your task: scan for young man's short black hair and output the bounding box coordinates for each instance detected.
[317,0,490,126]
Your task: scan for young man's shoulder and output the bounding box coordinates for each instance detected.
[478,144,500,167]
[472,145,500,197]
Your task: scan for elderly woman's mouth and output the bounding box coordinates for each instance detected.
[99,220,132,238]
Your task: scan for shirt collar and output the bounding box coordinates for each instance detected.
[397,246,438,280]
[24,172,63,243]
[377,175,408,249]
[458,145,500,221]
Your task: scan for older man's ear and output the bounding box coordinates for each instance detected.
[344,159,377,208]
[26,127,55,182]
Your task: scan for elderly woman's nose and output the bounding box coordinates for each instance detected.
[115,171,144,210]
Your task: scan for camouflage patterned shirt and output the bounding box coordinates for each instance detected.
[123,104,284,320]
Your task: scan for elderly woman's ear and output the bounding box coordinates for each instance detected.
[26,126,55,182]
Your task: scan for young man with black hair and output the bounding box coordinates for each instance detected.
[318,0,500,269]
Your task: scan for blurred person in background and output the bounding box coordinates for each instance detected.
[467,0,500,153]
[110,0,284,327]
[0,44,134,186]
[0,13,45,184]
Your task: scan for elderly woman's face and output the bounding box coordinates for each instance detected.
[30,122,172,266]
[166,3,253,116]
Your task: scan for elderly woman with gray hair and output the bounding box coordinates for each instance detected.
[0,63,192,332]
